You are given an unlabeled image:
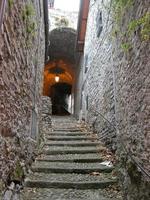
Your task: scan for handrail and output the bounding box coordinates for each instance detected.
[88,105,150,179]
[0,0,6,31]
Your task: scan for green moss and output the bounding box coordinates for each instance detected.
[127,161,142,185]
[128,12,150,41]
[111,0,149,54]
[111,28,119,38]
[8,0,14,9]
[26,4,35,16]
[112,0,133,24]
[112,1,150,42]
[11,161,24,181]
[22,3,37,42]
[22,3,35,21]
[26,21,36,35]
[121,42,132,52]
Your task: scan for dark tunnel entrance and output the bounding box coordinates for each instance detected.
[51,83,72,115]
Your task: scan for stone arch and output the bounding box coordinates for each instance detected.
[43,27,77,114]
[48,27,77,63]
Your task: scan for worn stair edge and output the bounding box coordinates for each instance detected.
[46,136,97,141]
[35,153,103,163]
[32,166,114,174]
[44,149,98,155]
[46,132,88,136]
[25,180,117,189]
[36,157,103,163]
[45,142,100,147]
[52,129,82,132]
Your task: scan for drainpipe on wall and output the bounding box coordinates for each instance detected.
[43,0,49,63]
[0,0,6,31]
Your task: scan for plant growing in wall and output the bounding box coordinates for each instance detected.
[112,0,133,24]
[111,0,150,52]
[8,0,14,9]
[127,12,150,41]
[22,3,37,45]
[121,42,132,52]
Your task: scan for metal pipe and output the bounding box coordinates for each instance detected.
[43,0,49,63]
[0,0,6,31]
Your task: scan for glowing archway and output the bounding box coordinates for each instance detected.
[43,27,77,114]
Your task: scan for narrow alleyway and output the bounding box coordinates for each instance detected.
[1,0,149,199]
[22,116,121,200]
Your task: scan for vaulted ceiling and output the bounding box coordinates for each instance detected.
[43,27,77,97]
[49,27,77,64]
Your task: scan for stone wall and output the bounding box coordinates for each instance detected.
[39,96,52,149]
[75,0,150,199]
[75,0,116,151]
[0,0,45,192]
[112,0,150,199]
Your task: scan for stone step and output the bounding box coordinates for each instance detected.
[47,132,88,136]
[52,122,77,125]
[25,173,117,189]
[53,122,77,123]
[22,116,119,200]
[32,162,114,174]
[36,153,103,163]
[43,146,99,155]
[45,141,100,147]
[52,119,76,121]
[46,136,97,141]
[22,188,113,200]
[52,122,77,124]
[53,121,76,122]
[53,129,81,132]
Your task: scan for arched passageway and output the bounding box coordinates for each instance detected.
[43,27,77,115]
[51,82,72,115]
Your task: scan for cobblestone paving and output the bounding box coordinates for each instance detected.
[22,116,123,200]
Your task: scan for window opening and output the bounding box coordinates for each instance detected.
[96,10,103,37]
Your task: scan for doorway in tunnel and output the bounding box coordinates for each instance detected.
[51,82,72,115]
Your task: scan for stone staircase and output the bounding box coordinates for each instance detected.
[22,116,119,200]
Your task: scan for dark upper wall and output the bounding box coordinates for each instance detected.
[49,27,77,64]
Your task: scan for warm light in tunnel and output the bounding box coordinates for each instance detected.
[55,75,60,82]
[43,60,75,96]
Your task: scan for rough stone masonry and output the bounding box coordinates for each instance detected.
[75,0,150,199]
[0,0,150,200]
[0,0,45,193]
